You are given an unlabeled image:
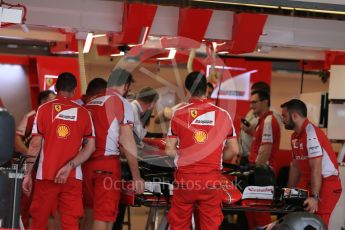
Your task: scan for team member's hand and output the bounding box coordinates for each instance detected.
[266,220,278,230]
[303,197,318,213]
[241,124,255,136]
[231,154,241,165]
[55,163,73,184]
[22,174,32,196]
[132,177,145,194]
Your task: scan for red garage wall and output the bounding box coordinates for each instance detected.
[36,56,81,101]
[0,55,80,110]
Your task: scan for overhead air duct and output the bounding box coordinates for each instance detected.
[161,8,213,49]
[229,13,267,54]
[107,3,158,46]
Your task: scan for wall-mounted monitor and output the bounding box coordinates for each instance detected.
[329,65,345,100]
[327,103,345,140]
[206,65,256,101]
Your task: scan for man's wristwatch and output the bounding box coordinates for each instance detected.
[311,194,320,201]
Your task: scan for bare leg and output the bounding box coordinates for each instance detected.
[93,220,114,230]
[47,214,60,230]
[80,209,94,230]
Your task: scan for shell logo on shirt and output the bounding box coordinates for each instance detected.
[191,109,198,118]
[56,124,70,138]
[193,130,208,144]
[54,104,62,112]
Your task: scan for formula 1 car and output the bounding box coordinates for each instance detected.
[120,137,312,230]
[121,159,309,211]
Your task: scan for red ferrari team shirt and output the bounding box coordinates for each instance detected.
[291,119,339,183]
[85,89,134,159]
[167,99,236,174]
[32,96,95,180]
[249,111,281,170]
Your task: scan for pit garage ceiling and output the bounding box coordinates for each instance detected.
[1,0,345,60]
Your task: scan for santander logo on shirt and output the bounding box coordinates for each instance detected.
[55,108,78,121]
[307,138,322,155]
[190,111,215,127]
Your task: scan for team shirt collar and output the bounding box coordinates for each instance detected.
[189,98,210,104]
[106,88,121,96]
[55,95,71,101]
[258,110,272,123]
[295,119,309,137]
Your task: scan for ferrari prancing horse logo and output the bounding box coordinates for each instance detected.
[46,78,53,87]
[191,109,198,118]
[54,104,62,112]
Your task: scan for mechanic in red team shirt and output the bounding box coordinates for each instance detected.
[281,99,342,226]
[22,72,96,229]
[166,71,239,230]
[83,68,144,230]
[246,90,281,229]
[75,77,107,106]
[15,90,56,229]
[248,90,281,174]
